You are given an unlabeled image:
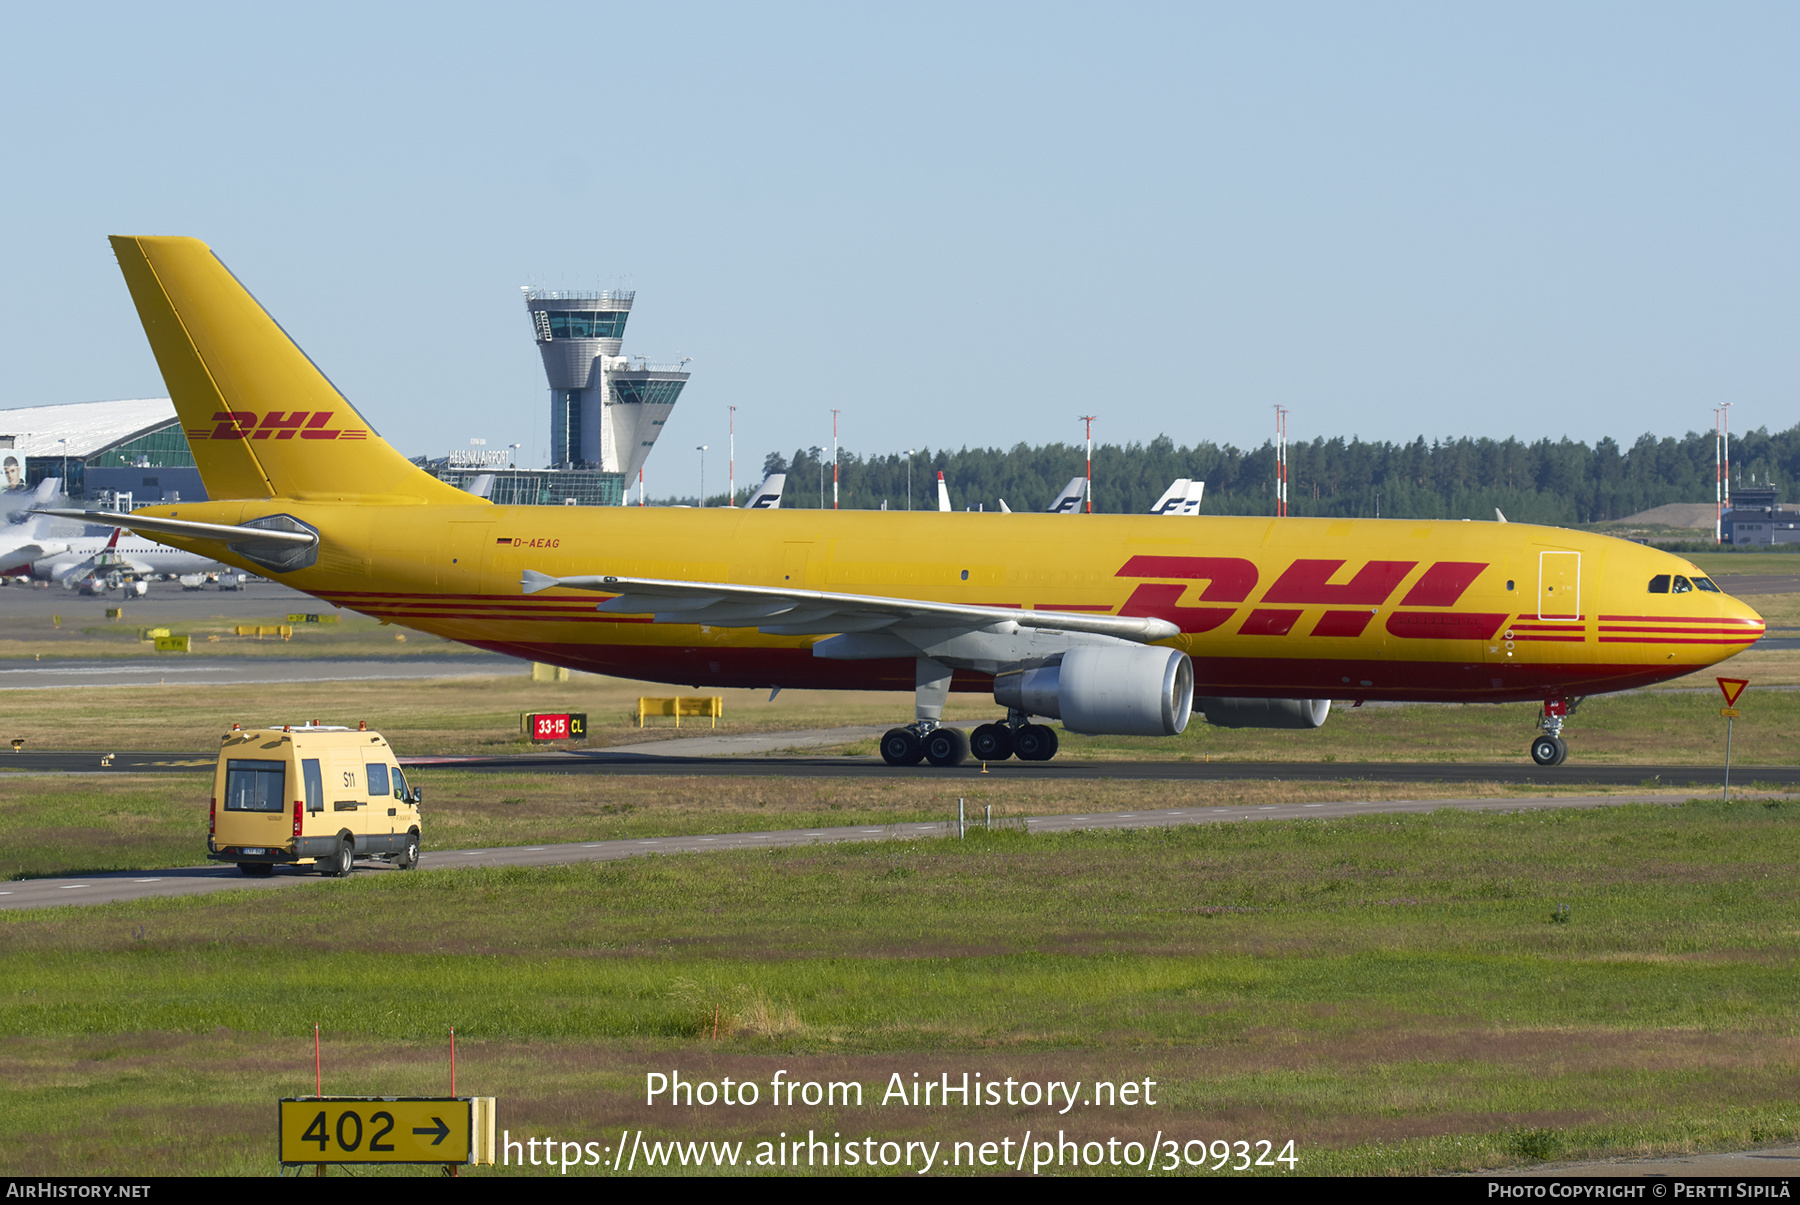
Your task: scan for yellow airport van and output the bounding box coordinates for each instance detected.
[208,723,422,877]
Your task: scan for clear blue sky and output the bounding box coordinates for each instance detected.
[2,3,1794,489]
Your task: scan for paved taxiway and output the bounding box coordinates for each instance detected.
[7,747,1793,787]
[0,791,1728,911]
[0,654,521,689]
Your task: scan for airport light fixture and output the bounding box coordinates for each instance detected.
[696,446,708,507]
[728,406,737,507]
[903,449,916,511]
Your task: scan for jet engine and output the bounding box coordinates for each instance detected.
[993,646,1193,736]
[1198,697,1332,729]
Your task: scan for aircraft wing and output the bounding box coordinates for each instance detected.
[522,571,1179,642]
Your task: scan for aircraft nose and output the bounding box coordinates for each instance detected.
[1725,591,1766,639]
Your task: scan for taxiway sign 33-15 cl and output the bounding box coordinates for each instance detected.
[50,236,1765,768]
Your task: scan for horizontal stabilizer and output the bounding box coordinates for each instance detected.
[35,509,318,550]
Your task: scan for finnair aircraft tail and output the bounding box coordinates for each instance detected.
[744,474,785,509]
[1149,479,1206,515]
[936,472,951,513]
[1045,476,1086,514]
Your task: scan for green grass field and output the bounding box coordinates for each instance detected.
[4,799,1800,1176]
[1,653,1796,763]
[0,769,1737,881]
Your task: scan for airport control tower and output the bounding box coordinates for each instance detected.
[523,288,690,486]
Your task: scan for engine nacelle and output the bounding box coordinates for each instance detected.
[993,646,1193,736]
[1198,697,1332,729]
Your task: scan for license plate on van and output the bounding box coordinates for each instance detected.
[241,848,267,855]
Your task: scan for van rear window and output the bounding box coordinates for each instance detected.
[224,759,285,812]
[302,759,324,812]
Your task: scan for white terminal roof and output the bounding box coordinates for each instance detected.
[0,399,177,459]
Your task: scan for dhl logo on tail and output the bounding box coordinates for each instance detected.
[190,411,368,442]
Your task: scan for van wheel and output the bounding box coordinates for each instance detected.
[395,832,420,871]
[323,840,354,878]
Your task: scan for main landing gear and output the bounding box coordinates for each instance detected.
[878,657,1061,767]
[1529,697,1582,766]
[879,714,1061,767]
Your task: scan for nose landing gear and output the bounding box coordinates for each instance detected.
[1529,697,1581,766]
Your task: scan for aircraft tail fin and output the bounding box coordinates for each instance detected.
[1149,479,1190,515]
[1046,476,1086,514]
[745,473,785,509]
[936,471,951,512]
[108,236,469,505]
[1150,478,1206,515]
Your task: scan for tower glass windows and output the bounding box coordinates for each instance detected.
[542,311,629,340]
[609,378,687,406]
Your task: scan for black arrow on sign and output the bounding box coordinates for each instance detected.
[412,1117,450,1145]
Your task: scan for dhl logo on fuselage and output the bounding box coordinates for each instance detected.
[1114,555,1506,641]
[185,411,368,441]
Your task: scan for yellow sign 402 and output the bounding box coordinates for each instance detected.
[279,1097,495,1165]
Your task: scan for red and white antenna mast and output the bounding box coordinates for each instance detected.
[727,405,737,507]
[1079,416,1097,513]
[1714,404,1732,543]
[1274,406,1290,517]
[830,409,841,510]
[1713,401,1728,515]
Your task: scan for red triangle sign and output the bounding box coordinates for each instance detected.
[1718,677,1749,706]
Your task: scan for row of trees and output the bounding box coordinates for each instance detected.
[664,425,1798,524]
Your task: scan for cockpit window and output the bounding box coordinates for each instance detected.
[1671,575,1693,594]
[1648,575,1671,594]
[1694,577,1721,593]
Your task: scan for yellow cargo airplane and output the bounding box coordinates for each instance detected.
[50,236,1766,768]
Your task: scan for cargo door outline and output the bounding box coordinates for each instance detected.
[1537,551,1580,621]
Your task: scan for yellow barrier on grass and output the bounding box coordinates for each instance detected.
[638,696,723,728]
[154,635,191,652]
[233,625,293,640]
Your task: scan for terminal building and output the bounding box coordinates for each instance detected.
[1723,485,1800,546]
[0,398,201,506]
